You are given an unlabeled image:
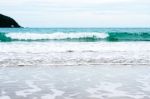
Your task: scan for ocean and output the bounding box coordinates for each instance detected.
[0,28,150,66]
[0,28,150,99]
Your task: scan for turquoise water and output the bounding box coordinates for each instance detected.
[0,28,150,42]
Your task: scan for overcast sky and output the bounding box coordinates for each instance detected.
[1,0,150,27]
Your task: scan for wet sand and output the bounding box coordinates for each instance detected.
[0,65,150,99]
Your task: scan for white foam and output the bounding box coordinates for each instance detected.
[41,89,64,99]
[16,80,41,97]
[87,82,125,98]
[1,42,150,53]
[0,42,150,66]
[137,74,150,92]
[87,82,145,98]
[0,96,11,99]
[6,32,109,40]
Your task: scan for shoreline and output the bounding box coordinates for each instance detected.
[0,65,150,99]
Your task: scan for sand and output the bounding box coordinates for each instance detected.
[0,65,150,99]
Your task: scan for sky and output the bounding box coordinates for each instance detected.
[1,0,150,27]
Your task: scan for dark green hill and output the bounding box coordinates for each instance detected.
[0,14,21,28]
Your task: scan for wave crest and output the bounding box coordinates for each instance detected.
[1,32,150,42]
[1,32,109,42]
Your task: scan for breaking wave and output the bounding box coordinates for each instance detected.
[1,32,150,42]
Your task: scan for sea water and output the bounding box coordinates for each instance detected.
[0,28,150,66]
[0,28,150,99]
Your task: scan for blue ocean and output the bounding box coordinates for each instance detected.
[1,28,150,99]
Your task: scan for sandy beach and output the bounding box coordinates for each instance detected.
[0,65,150,99]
